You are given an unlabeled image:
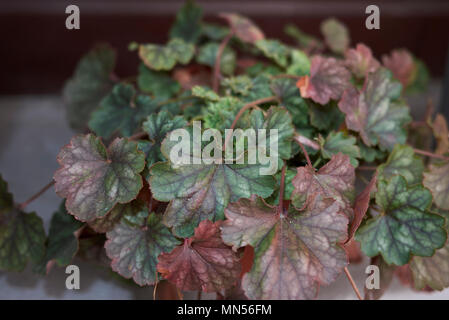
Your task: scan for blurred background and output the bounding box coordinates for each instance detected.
[0,0,448,299]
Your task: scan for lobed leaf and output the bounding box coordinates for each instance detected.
[54,134,145,222]
[297,56,351,105]
[221,196,348,299]
[319,131,361,167]
[219,13,264,44]
[356,175,446,265]
[105,211,180,286]
[157,220,240,292]
[170,0,203,44]
[345,43,380,79]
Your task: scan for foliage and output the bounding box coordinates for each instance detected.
[1,1,446,301]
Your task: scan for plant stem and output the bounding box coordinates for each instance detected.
[212,31,234,92]
[296,139,313,167]
[18,180,55,210]
[344,267,363,300]
[293,133,320,150]
[128,132,148,141]
[413,148,449,161]
[278,164,287,216]
[223,96,278,151]
[357,166,377,171]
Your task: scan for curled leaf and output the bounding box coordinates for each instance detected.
[157,220,240,292]
[54,134,145,222]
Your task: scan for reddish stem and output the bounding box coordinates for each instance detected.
[296,139,312,167]
[413,148,449,161]
[357,166,377,171]
[128,132,148,141]
[278,164,287,216]
[18,180,55,210]
[344,267,363,300]
[293,133,320,151]
[223,96,278,151]
[212,31,234,92]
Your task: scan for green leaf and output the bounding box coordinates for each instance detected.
[139,38,194,71]
[356,175,446,265]
[222,75,253,96]
[35,202,84,273]
[255,39,290,68]
[319,131,360,167]
[203,96,246,133]
[320,18,350,55]
[423,161,449,210]
[219,13,264,44]
[201,23,230,41]
[141,110,187,167]
[63,44,116,131]
[221,196,348,299]
[170,0,203,44]
[308,100,345,131]
[286,49,311,76]
[270,78,309,129]
[0,175,46,271]
[191,85,220,101]
[338,68,412,151]
[196,42,236,75]
[242,75,272,102]
[377,145,424,185]
[137,64,180,100]
[54,134,145,222]
[88,83,159,139]
[358,141,385,162]
[105,212,180,286]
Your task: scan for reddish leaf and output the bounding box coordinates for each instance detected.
[345,43,380,78]
[157,220,241,292]
[221,196,348,299]
[382,49,416,88]
[347,173,377,242]
[291,153,355,220]
[345,239,363,263]
[296,56,351,105]
[54,134,145,222]
[219,13,264,44]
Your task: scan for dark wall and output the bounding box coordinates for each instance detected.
[1,0,449,94]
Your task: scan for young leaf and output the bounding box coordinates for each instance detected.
[142,110,188,167]
[196,42,236,75]
[345,43,380,79]
[170,0,203,44]
[63,44,116,131]
[356,175,446,265]
[0,175,46,271]
[222,75,253,96]
[89,83,159,139]
[296,56,351,105]
[221,196,348,299]
[255,39,290,68]
[292,153,355,219]
[54,134,145,222]
[319,131,361,167]
[320,18,350,55]
[105,212,180,286]
[338,68,411,151]
[139,39,194,71]
[192,85,220,101]
[203,96,246,132]
[36,201,84,272]
[219,13,264,44]
[423,161,449,210]
[286,49,311,76]
[157,220,240,292]
[377,145,424,185]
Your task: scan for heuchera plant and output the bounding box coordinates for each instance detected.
[1,1,448,300]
